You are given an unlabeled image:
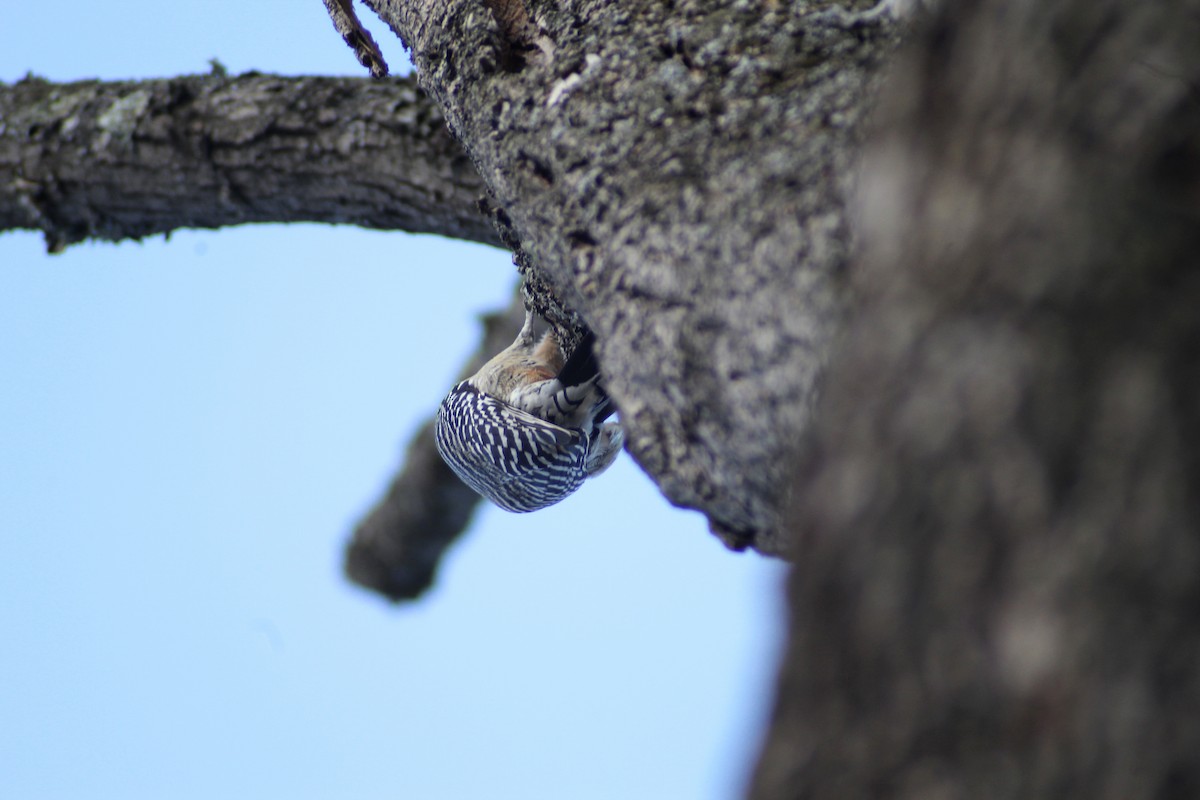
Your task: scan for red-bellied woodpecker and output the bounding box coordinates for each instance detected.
[434,310,624,512]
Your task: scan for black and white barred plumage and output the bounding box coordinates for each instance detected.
[434,311,623,513]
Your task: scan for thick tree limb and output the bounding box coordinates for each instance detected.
[752,0,1200,797]
[0,72,500,250]
[345,290,524,601]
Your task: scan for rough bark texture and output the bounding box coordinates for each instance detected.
[365,0,897,552]
[751,1,1200,797]
[0,71,499,250]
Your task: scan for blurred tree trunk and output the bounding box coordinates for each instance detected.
[750,1,1200,797]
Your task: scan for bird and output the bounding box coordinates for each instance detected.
[434,309,624,512]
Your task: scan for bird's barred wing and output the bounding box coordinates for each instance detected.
[435,382,590,512]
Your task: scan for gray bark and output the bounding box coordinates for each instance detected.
[323,0,391,78]
[751,1,1200,797]
[0,71,499,250]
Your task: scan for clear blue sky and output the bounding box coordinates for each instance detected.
[0,4,787,799]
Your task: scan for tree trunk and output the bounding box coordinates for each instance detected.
[751,1,1200,797]
[363,0,898,551]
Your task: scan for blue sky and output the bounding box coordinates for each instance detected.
[0,4,787,798]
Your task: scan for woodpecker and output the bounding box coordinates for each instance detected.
[434,310,624,512]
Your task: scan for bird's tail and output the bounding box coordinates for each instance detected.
[556,331,618,425]
[556,331,599,386]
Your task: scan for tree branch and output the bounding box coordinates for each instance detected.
[344,290,525,601]
[0,72,501,250]
[322,0,391,79]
